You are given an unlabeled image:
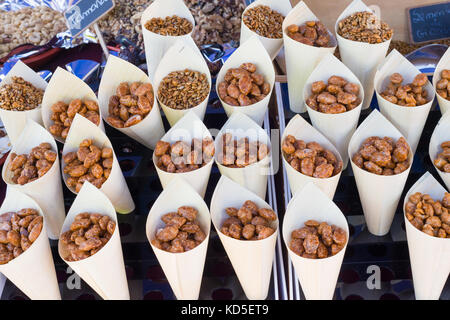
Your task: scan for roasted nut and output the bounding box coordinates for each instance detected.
[338,11,392,44]
[0,77,44,111]
[381,73,428,107]
[436,69,450,101]
[286,20,333,47]
[243,5,284,39]
[144,15,193,36]
[434,141,450,173]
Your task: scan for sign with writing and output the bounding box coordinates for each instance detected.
[64,0,115,37]
[407,2,450,44]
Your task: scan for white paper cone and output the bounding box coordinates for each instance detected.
[2,119,65,239]
[62,114,135,214]
[429,113,450,191]
[98,55,165,150]
[140,0,195,82]
[214,113,271,199]
[146,177,210,300]
[335,0,391,110]
[375,49,435,154]
[348,110,412,235]
[433,47,450,116]
[240,0,292,60]
[0,187,60,300]
[402,172,450,300]
[152,111,214,198]
[0,60,46,145]
[282,182,349,300]
[210,175,278,300]
[305,53,363,168]
[216,37,275,126]
[283,1,337,113]
[58,182,129,300]
[282,114,343,199]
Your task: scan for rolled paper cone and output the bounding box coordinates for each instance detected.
[146,177,210,300]
[98,55,165,150]
[433,47,450,116]
[214,113,271,199]
[2,119,65,239]
[429,113,450,190]
[41,67,105,143]
[335,0,391,110]
[282,182,349,300]
[283,1,337,113]
[240,0,292,60]
[0,60,46,145]
[58,182,129,300]
[348,109,413,235]
[216,36,275,126]
[140,0,195,82]
[62,114,135,214]
[0,187,60,300]
[210,175,278,300]
[402,172,450,300]
[282,114,343,199]
[153,38,211,126]
[375,49,435,154]
[152,111,214,198]
[304,53,363,169]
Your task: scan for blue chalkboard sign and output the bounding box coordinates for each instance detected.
[408,2,450,44]
[65,0,115,37]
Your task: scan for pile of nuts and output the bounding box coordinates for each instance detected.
[49,100,101,140]
[352,136,410,175]
[381,73,429,106]
[434,141,450,173]
[289,220,347,259]
[0,77,44,111]
[60,213,116,261]
[107,82,154,128]
[436,69,450,101]
[220,200,276,240]
[286,21,333,47]
[306,75,361,113]
[154,138,215,173]
[157,69,210,110]
[405,192,450,238]
[337,11,393,44]
[218,63,271,106]
[282,136,342,178]
[8,143,56,185]
[243,5,284,39]
[63,139,114,193]
[0,209,43,264]
[217,134,269,168]
[144,15,193,36]
[151,206,206,253]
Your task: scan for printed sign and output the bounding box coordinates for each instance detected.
[65,0,115,37]
[407,2,450,44]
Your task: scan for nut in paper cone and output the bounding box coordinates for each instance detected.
[146,177,210,300]
[214,113,271,199]
[402,172,450,300]
[348,110,412,236]
[0,60,46,145]
[429,114,450,191]
[282,114,343,199]
[282,182,349,300]
[2,119,65,239]
[283,1,337,113]
[210,175,278,300]
[240,0,292,60]
[433,47,450,116]
[335,0,391,110]
[98,55,165,149]
[62,114,135,214]
[41,67,105,143]
[152,111,214,198]
[375,49,435,154]
[154,38,211,126]
[216,36,275,126]
[304,53,363,168]
[140,0,195,82]
[0,187,60,300]
[58,182,129,300]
